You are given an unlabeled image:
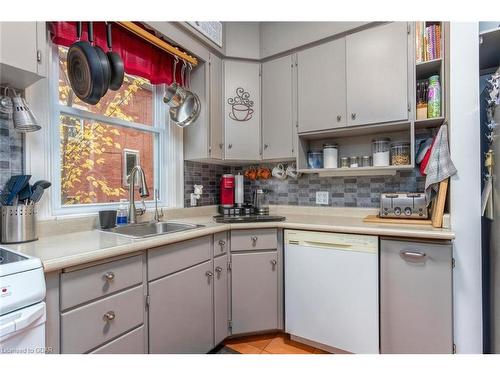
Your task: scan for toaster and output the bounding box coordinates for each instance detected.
[380,192,428,219]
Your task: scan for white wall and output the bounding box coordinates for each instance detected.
[449,22,483,353]
[260,22,369,58]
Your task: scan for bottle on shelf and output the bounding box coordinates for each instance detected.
[427,75,441,118]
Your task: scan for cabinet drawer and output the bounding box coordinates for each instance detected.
[90,325,145,354]
[231,229,278,251]
[60,255,143,310]
[148,236,211,281]
[61,285,144,354]
[214,231,229,256]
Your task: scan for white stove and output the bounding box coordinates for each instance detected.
[0,247,46,354]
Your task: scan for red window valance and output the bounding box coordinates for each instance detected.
[50,22,183,85]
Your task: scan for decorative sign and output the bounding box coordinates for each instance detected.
[187,21,223,47]
[227,87,254,122]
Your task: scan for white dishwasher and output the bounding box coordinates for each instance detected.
[284,230,379,354]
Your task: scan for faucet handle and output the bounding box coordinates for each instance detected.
[137,199,147,216]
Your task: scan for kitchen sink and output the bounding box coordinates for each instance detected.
[102,221,204,239]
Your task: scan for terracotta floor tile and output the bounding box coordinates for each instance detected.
[263,336,316,354]
[225,342,262,354]
[225,333,278,350]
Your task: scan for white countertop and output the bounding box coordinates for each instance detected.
[4,206,454,273]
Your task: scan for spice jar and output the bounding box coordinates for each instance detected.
[349,156,359,168]
[372,138,391,166]
[340,157,349,168]
[391,141,411,165]
[323,144,338,169]
[361,155,372,167]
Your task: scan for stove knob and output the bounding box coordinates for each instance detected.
[404,207,412,216]
[394,207,402,216]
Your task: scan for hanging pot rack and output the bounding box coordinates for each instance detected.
[116,22,198,67]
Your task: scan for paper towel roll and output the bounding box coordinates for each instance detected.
[235,174,244,206]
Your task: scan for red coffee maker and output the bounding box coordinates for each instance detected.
[220,174,235,207]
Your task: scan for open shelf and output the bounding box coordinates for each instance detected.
[298,165,414,177]
[416,58,442,79]
[297,121,411,140]
[415,116,445,130]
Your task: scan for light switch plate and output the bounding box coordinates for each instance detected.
[316,191,329,205]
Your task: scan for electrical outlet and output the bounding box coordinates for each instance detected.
[316,191,329,205]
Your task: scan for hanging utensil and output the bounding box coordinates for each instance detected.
[67,22,105,105]
[105,22,124,91]
[88,22,111,99]
[163,57,187,109]
[169,61,201,127]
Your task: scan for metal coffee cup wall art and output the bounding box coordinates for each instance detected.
[227,87,254,121]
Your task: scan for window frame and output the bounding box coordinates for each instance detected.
[49,44,170,215]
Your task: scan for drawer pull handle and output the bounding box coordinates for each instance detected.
[251,236,258,245]
[400,250,427,263]
[103,311,116,321]
[104,272,115,281]
[215,266,223,274]
[206,271,213,277]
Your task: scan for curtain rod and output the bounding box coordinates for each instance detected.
[117,22,198,66]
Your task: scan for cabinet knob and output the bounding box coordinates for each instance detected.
[271,259,277,269]
[104,272,115,281]
[215,266,223,274]
[206,271,214,277]
[337,115,342,122]
[103,311,116,321]
[218,239,226,250]
[219,143,223,149]
[251,236,258,245]
[351,113,356,120]
[228,144,233,149]
[264,144,269,150]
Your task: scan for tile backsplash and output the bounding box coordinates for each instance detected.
[184,160,425,208]
[0,115,24,188]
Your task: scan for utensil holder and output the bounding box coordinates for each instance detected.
[1,205,38,244]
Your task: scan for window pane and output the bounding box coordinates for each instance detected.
[60,115,155,205]
[58,47,153,126]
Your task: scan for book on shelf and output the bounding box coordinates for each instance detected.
[416,22,441,62]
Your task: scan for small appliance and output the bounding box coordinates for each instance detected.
[219,174,235,208]
[380,192,428,219]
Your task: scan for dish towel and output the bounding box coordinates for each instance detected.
[424,124,457,204]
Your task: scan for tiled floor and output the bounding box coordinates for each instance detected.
[222,333,331,354]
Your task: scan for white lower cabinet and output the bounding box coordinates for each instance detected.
[90,326,146,354]
[214,254,230,345]
[148,260,214,354]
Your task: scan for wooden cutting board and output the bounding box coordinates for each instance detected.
[363,215,432,225]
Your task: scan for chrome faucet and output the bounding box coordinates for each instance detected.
[128,165,149,224]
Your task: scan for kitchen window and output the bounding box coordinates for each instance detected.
[51,45,171,214]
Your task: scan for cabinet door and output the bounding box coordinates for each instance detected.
[149,260,213,354]
[214,254,229,345]
[380,239,453,354]
[0,22,38,74]
[346,22,409,126]
[209,53,224,159]
[231,251,278,334]
[224,60,261,160]
[297,38,346,133]
[262,55,294,159]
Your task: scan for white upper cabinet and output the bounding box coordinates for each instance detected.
[346,22,409,126]
[209,53,224,159]
[224,60,261,160]
[0,22,47,89]
[297,37,347,133]
[262,55,294,160]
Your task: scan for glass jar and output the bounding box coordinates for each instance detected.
[372,138,391,166]
[427,75,441,118]
[340,157,349,168]
[307,151,323,169]
[391,141,411,165]
[349,156,359,168]
[323,144,338,169]
[361,155,372,167]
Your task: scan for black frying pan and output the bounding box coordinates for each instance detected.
[88,22,110,99]
[67,22,105,105]
[106,22,124,91]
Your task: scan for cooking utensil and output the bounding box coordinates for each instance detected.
[1,205,38,244]
[88,22,110,99]
[163,57,186,108]
[0,175,31,206]
[30,185,45,203]
[67,22,105,105]
[169,62,201,127]
[32,180,52,190]
[105,22,124,91]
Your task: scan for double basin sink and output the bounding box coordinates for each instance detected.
[103,221,204,239]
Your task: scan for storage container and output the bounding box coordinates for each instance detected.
[323,144,338,169]
[307,151,323,169]
[427,75,441,118]
[372,138,391,166]
[349,156,359,168]
[340,157,349,168]
[391,141,411,165]
[361,155,372,167]
[1,205,37,244]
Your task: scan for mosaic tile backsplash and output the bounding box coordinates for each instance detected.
[0,116,24,188]
[184,161,425,208]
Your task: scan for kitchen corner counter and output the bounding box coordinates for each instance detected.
[4,206,454,273]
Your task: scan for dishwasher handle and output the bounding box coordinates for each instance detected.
[399,250,427,263]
